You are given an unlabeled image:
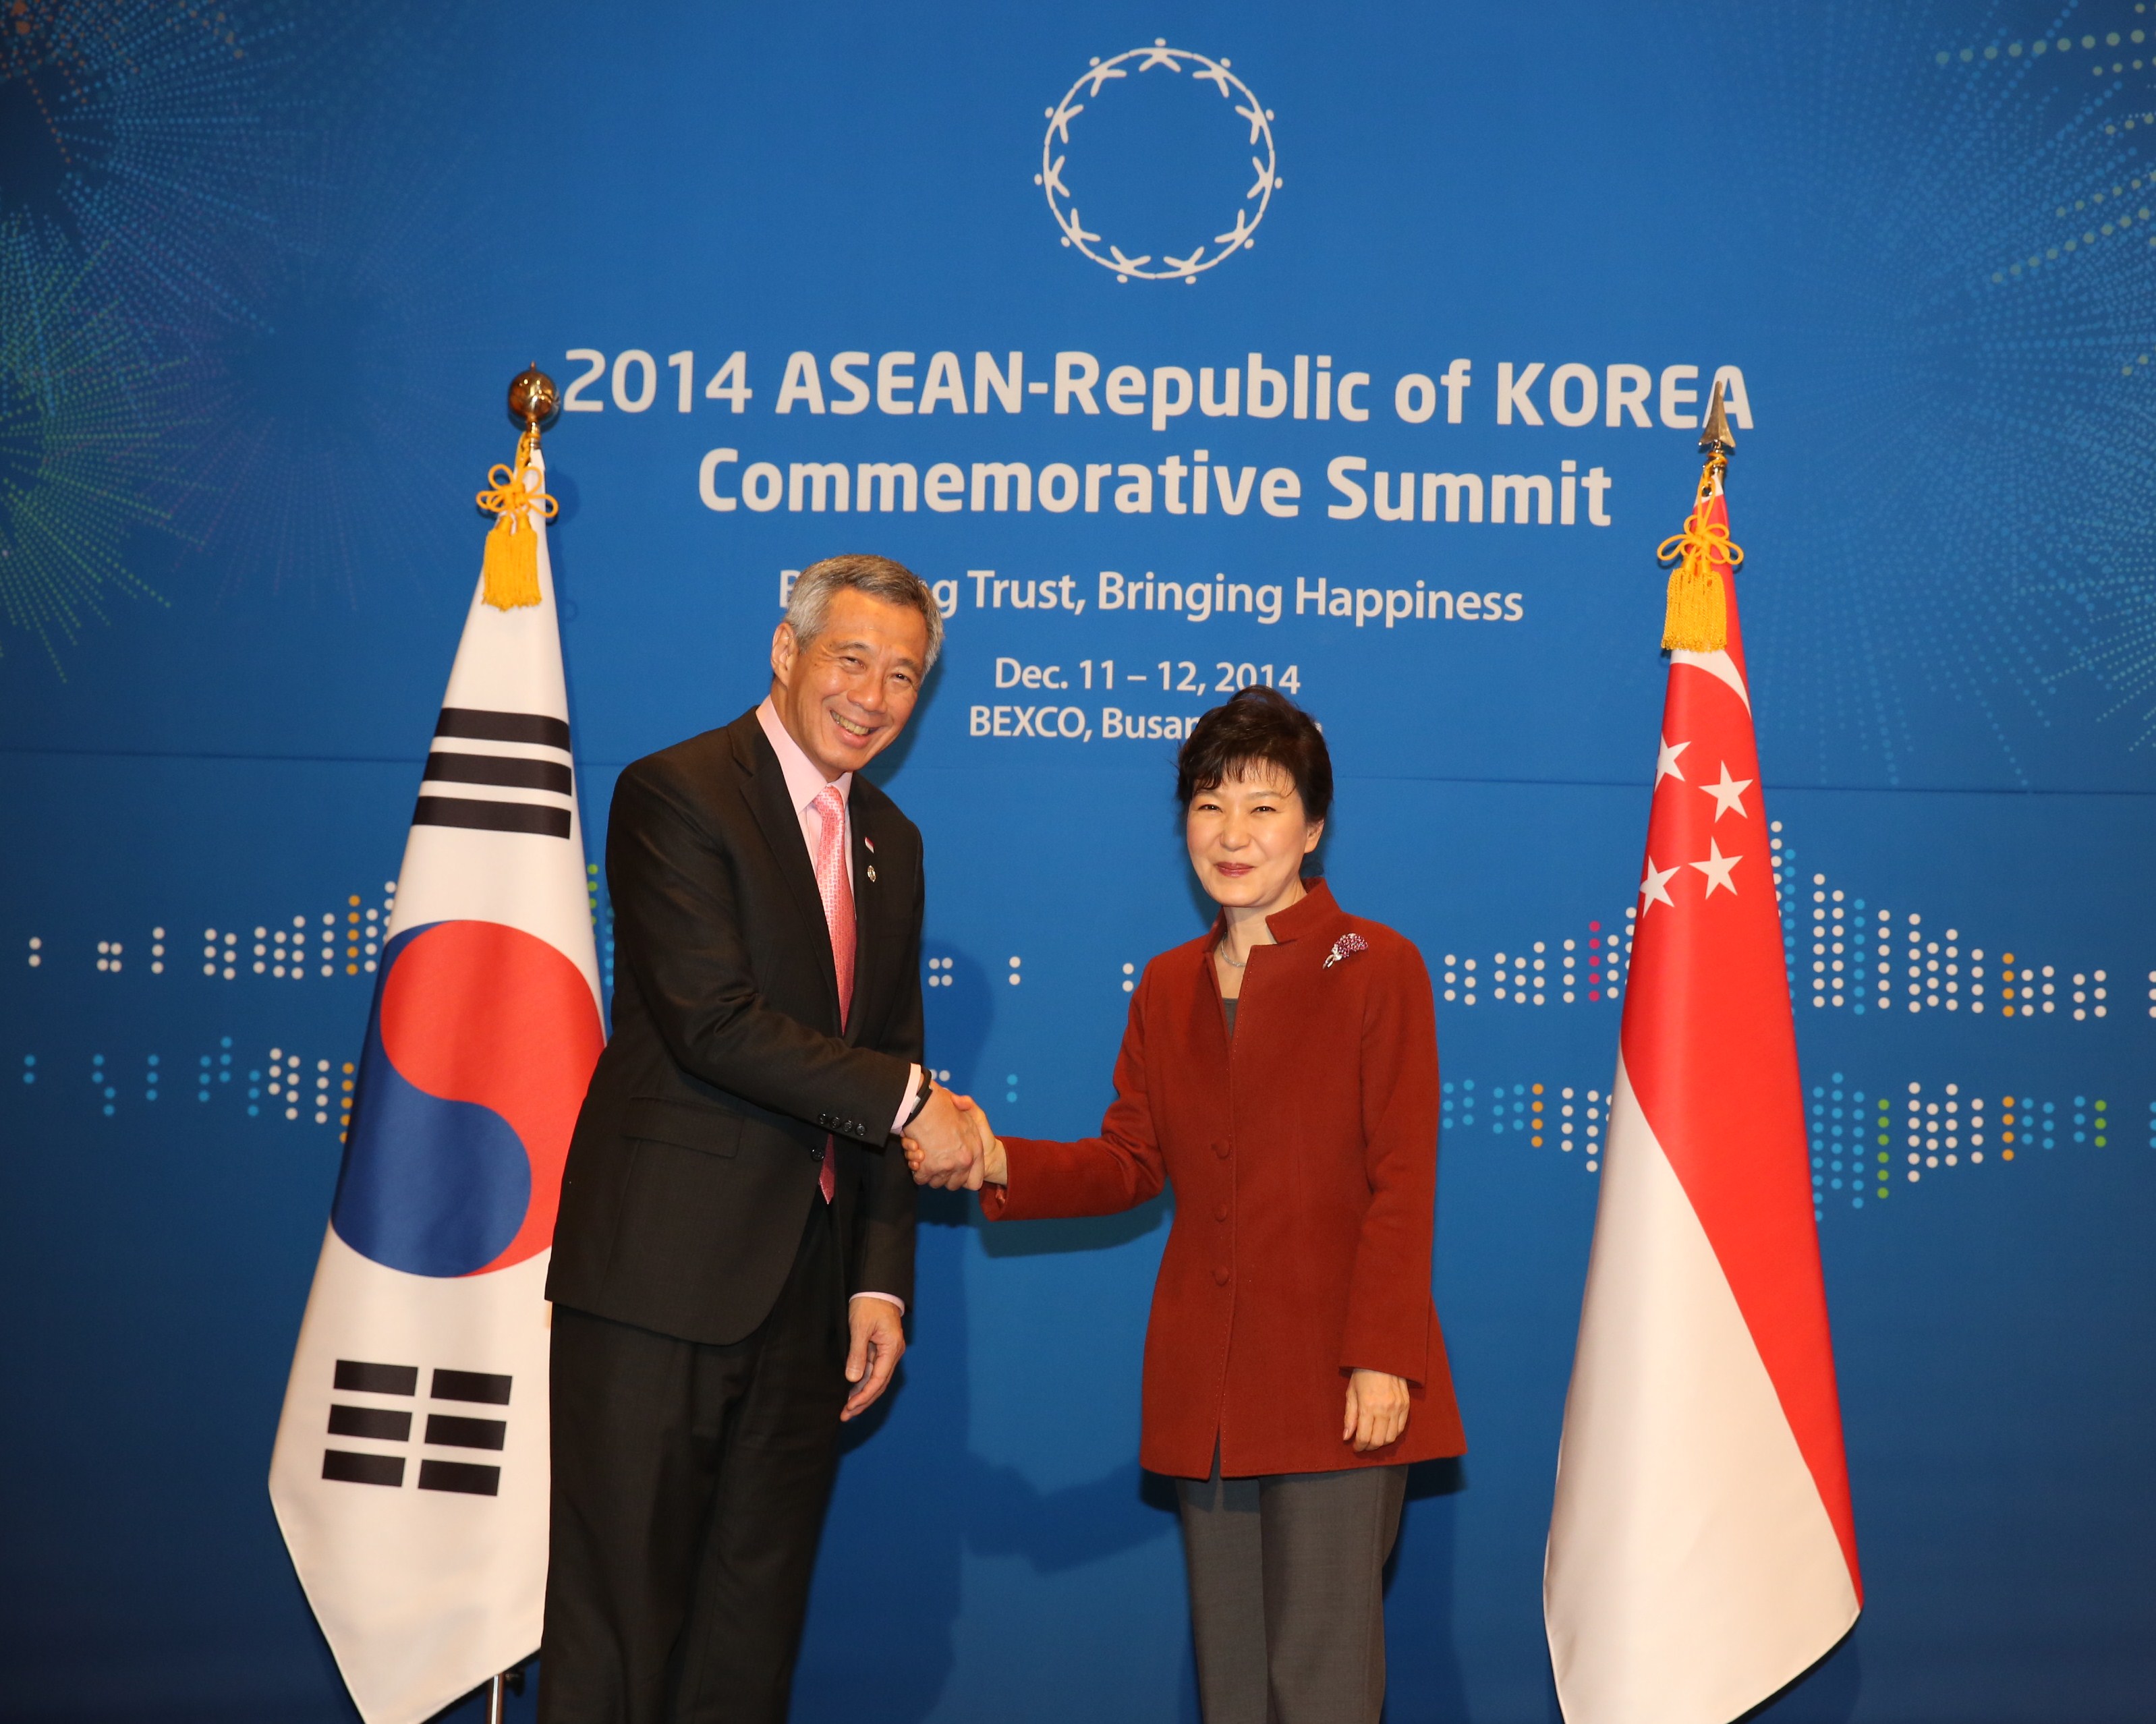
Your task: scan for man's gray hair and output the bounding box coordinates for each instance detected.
[785,554,944,669]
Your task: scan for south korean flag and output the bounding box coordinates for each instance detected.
[270,443,604,1724]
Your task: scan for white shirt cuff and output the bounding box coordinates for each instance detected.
[851,1291,906,1316]
[889,1064,926,1137]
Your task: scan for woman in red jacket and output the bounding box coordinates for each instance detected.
[913,686,1463,1724]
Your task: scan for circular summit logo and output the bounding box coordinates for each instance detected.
[1039,40,1278,284]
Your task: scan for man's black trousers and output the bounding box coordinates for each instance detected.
[538,1201,850,1724]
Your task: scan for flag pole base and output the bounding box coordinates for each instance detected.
[483,1664,527,1724]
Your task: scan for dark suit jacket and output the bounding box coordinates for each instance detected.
[548,708,921,1346]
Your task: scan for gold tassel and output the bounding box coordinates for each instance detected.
[480,517,540,610]
[1662,554,1725,652]
[1655,479,1743,652]
[475,430,559,611]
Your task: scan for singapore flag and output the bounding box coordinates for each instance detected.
[269,446,604,1724]
[1544,483,1861,1724]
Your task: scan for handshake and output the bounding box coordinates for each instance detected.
[900,1085,1006,1190]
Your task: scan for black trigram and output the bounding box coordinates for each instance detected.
[322,1359,513,1495]
[412,708,575,840]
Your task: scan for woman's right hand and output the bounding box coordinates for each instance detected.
[951,1093,1008,1185]
[903,1094,1006,1187]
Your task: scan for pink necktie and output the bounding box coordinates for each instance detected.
[812,784,854,1203]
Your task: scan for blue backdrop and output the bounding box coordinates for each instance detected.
[3,4,2152,1721]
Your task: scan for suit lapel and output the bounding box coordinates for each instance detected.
[729,717,843,1031]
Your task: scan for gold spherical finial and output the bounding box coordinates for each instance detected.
[508,364,559,436]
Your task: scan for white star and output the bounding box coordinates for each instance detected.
[1639,855,1679,914]
[1655,735,1691,786]
[1691,839,1742,898]
[1701,761,1753,821]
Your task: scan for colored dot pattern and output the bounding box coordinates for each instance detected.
[1767,826,2111,1023]
[1445,1080,1601,1174]
[3,831,2143,1234]
[590,861,615,993]
[1438,921,1625,1007]
[10,884,410,989]
[1809,1072,1871,1213]
[1419,1064,2137,1226]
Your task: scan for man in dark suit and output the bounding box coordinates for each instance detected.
[540,554,983,1724]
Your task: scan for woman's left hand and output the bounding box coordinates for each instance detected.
[1342,1369,1411,1452]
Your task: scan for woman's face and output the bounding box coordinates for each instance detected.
[1185,761,1324,913]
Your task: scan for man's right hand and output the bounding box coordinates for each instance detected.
[901,1085,982,1190]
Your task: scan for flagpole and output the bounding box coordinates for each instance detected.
[479,1659,530,1721]
[1697,376,1733,488]
[1655,379,1740,654]
[477,365,559,1724]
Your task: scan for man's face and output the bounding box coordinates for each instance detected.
[769,588,932,780]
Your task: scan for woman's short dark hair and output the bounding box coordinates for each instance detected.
[1176,685,1333,824]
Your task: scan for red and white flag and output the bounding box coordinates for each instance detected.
[1545,467,1861,1724]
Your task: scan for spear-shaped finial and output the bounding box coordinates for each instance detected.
[1698,378,1734,459]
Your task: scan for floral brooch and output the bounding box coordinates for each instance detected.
[1323,932,1369,969]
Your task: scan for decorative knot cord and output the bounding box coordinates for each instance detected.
[476,431,559,611]
[1655,483,1743,653]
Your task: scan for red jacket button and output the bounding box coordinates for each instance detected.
[1214,1202,1230,1222]
[1213,1266,1231,1286]
[1213,1141,1230,1159]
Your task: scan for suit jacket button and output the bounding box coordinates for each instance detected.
[1214,1202,1230,1222]
[1212,1266,1231,1287]
[1212,1141,1230,1159]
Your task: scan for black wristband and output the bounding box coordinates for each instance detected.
[901,1071,934,1127]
